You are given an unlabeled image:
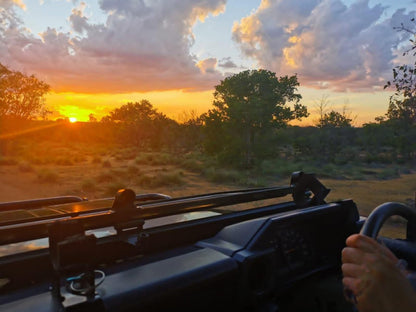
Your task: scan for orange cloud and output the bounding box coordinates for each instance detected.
[232,0,415,92]
[13,0,26,10]
[1,0,225,94]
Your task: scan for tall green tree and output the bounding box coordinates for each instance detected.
[0,63,50,119]
[203,69,308,167]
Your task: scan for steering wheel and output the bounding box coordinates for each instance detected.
[360,202,416,269]
[360,202,416,238]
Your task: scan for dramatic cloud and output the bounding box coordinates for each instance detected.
[0,0,226,93]
[233,0,416,92]
[218,57,238,69]
[196,57,217,73]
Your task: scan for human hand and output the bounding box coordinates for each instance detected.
[342,234,416,312]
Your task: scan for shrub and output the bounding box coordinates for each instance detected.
[135,152,176,166]
[91,155,102,164]
[54,157,74,166]
[37,169,59,183]
[104,182,127,197]
[18,161,34,172]
[102,159,112,168]
[126,165,141,177]
[0,157,17,166]
[136,171,185,188]
[96,171,115,183]
[376,167,400,180]
[81,179,97,193]
[180,158,204,172]
[203,167,242,184]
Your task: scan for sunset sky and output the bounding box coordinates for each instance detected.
[1,0,415,125]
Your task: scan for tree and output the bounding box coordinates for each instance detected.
[102,100,176,149]
[0,63,50,119]
[319,110,353,128]
[203,69,308,167]
[103,100,165,124]
[385,18,416,126]
[88,113,97,122]
[382,18,416,160]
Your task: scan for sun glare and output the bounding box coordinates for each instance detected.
[69,117,77,123]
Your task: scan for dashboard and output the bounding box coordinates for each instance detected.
[0,199,360,311]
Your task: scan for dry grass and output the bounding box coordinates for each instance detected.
[1,141,415,239]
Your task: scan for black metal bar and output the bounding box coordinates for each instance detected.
[0,186,294,245]
[0,196,85,211]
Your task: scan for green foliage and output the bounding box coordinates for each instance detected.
[203,69,308,167]
[0,63,50,119]
[318,110,352,128]
[135,171,184,188]
[376,167,401,180]
[102,100,179,149]
[386,97,416,126]
[135,152,176,166]
[203,167,242,184]
[384,19,416,126]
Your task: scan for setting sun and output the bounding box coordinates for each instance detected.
[69,117,77,123]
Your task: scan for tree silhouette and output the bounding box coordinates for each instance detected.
[0,63,50,119]
[385,18,416,126]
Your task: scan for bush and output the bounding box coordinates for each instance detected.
[104,182,127,197]
[259,159,302,178]
[126,165,141,177]
[54,157,74,166]
[96,171,114,183]
[180,158,204,172]
[376,167,400,180]
[0,156,17,166]
[81,179,97,193]
[102,159,112,168]
[203,167,242,184]
[136,171,185,188]
[135,152,176,166]
[91,155,102,164]
[18,161,34,172]
[37,169,59,183]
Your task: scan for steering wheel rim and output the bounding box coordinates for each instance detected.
[360,202,416,239]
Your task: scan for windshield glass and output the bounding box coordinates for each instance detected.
[1,0,415,248]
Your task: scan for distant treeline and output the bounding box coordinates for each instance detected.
[1,113,415,169]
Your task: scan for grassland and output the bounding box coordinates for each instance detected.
[0,141,414,238]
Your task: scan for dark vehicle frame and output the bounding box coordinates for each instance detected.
[0,172,414,311]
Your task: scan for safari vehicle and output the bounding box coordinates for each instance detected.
[0,172,414,311]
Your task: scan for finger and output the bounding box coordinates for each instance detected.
[347,234,380,251]
[377,240,399,263]
[342,277,362,295]
[342,263,366,278]
[347,234,397,262]
[342,246,366,264]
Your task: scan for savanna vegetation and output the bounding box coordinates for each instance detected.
[0,20,415,233]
